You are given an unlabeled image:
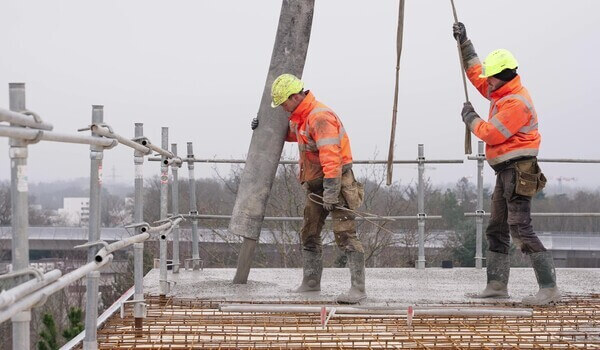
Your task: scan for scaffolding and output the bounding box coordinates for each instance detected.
[0,82,599,349]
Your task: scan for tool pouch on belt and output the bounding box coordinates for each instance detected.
[514,159,547,197]
[341,170,364,209]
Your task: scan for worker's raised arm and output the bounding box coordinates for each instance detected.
[462,99,533,146]
[453,22,490,99]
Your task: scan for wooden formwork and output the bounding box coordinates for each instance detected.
[93,294,600,349]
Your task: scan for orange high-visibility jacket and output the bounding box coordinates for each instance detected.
[465,63,540,167]
[286,91,353,182]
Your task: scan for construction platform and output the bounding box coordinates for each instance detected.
[93,268,600,349]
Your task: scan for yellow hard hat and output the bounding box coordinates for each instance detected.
[479,49,519,78]
[271,73,304,108]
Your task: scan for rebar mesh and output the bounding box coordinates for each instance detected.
[90,294,600,349]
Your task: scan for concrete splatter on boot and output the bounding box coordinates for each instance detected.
[293,250,322,293]
[467,251,510,298]
[522,251,561,306]
[336,251,366,304]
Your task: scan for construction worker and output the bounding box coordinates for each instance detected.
[453,22,559,305]
[251,73,366,304]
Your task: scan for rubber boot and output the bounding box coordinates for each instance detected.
[336,251,367,304]
[522,251,561,306]
[467,251,510,298]
[293,250,322,292]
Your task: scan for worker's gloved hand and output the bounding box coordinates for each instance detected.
[322,202,335,211]
[322,177,341,211]
[251,117,259,130]
[461,102,480,126]
[452,22,468,44]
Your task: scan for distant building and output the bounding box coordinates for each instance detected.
[57,197,90,226]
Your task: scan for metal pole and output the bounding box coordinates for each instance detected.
[171,143,180,274]
[475,141,484,269]
[8,83,31,350]
[159,127,169,296]
[83,105,104,350]
[187,142,200,270]
[133,123,145,330]
[416,144,426,269]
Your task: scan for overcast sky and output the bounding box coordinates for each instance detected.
[0,0,598,189]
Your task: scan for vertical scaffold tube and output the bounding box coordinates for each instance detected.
[187,142,200,270]
[84,105,104,350]
[171,143,180,274]
[231,0,315,284]
[475,141,485,269]
[9,83,31,350]
[416,144,426,269]
[159,127,169,296]
[133,123,145,329]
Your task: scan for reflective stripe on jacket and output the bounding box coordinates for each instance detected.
[286,91,353,182]
[465,63,541,167]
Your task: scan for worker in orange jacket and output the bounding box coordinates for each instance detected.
[454,22,559,305]
[251,74,366,304]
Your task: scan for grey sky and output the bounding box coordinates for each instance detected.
[1,0,598,189]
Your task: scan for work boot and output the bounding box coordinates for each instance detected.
[336,251,367,304]
[293,250,322,292]
[467,251,510,298]
[522,251,561,306]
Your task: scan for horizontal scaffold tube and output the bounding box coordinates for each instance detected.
[145,141,175,159]
[0,107,53,130]
[94,233,150,263]
[184,214,443,221]
[465,212,600,217]
[0,125,116,147]
[0,256,113,324]
[90,124,151,154]
[0,269,62,309]
[148,157,464,165]
[218,304,533,317]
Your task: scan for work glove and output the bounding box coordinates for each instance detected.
[250,117,259,130]
[461,102,480,127]
[322,177,341,212]
[452,22,468,44]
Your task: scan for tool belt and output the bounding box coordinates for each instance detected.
[513,158,547,197]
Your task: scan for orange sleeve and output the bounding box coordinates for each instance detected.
[466,64,490,100]
[285,124,297,142]
[471,99,532,146]
[310,113,342,179]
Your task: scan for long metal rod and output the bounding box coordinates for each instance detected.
[147,141,175,159]
[148,157,464,165]
[84,105,104,350]
[187,142,200,270]
[184,214,442,221]
[0,106,53,131]
[0,257,113,325]
[218,304,533,317]
[0,124,116,147]
[159,127,169,296]
[466,212,600,217]
[416,144,426,269]
[386,0,406,186]
[133,123,145,328]
[450,0,472,154]
[94,232,151,263]
[0,269,62,309]
[9,83,31,350]
[468,155,600,164]
[475,141,484,269]
[171,143,180,274]
[91,124,150,154]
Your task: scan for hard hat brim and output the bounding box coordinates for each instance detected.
[271,101,280,108]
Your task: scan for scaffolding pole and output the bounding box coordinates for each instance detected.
[171,143,180,274]
[8,83,31,350]
[187,142,201,270]
[159,127,169,296]
[416,144,426,269]
[133,123,146,330]
[83,105,105,350]
[475,141,484,269]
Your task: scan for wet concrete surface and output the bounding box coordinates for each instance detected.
[144,267,600,306]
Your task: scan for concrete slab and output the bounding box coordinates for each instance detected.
[143,267,600,306]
